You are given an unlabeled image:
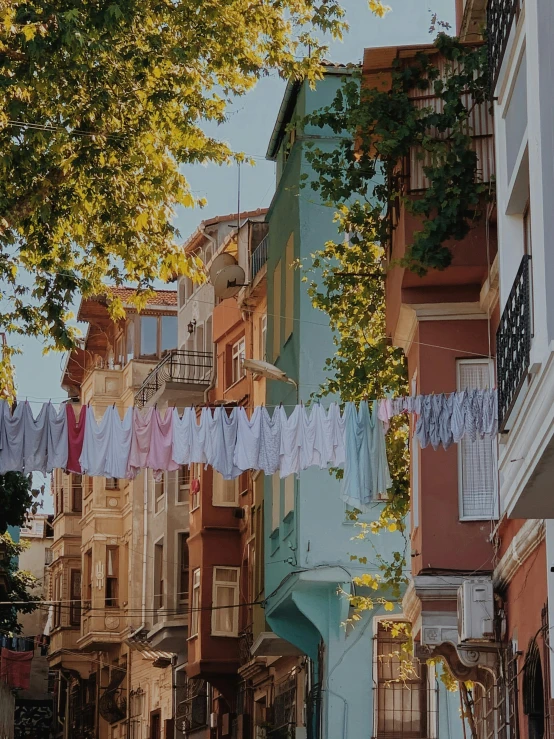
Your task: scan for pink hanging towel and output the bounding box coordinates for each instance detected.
[147,408,179,480]
[66,404,86,474]
[0,648,32,690]
[127,407,154,479]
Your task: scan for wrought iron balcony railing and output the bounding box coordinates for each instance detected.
[134,349,213,407]
[496,254,532,431]
[251,235,269,281]
[487,0,523,92]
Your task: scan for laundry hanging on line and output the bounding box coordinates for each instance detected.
[377,388,498,450]
[0,391,497,490]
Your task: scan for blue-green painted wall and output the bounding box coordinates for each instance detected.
[263,71,465,739]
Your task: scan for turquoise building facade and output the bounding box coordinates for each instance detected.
[263,69,465,739]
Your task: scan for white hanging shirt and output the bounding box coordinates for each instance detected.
[80,405,132,479]
[234,406,262,472]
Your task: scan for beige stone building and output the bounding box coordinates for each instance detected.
[48,288,184,739]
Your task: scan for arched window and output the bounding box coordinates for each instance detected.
[523,638,545,739]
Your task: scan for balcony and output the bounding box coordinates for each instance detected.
[251,235,269,282]
[487,0,524,92]
[134,349,213,408]
[497,255,531,432]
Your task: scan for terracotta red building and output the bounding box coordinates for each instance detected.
[368,21,550,738]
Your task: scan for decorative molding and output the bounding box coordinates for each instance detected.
[493,518,545,588]
[499,346,554,517]
[394,302,487,352]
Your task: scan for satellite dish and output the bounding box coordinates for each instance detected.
[213,263,247,299]
[209,253,236,284]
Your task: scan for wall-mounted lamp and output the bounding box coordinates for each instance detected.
[187,319,197,335]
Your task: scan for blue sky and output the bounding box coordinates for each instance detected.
[12,0,455,508]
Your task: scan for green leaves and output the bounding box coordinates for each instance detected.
[0,0,347,350]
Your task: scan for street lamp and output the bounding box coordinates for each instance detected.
[243,359,299,404]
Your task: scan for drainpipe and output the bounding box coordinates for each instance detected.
[130,470,148,637]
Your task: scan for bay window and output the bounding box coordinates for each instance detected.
[212,567,239,637]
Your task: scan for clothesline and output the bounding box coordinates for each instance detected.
[0,391,497,511]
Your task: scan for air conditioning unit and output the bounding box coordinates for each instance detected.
[210,712,218,729]
[458,577,495,642]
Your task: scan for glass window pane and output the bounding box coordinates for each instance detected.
[126,321,135,362]
[141,316,158,356]
[214,586,235,632]
[162,315,177,351]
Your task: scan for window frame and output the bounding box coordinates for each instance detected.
[212,471,239,508]
[456,358,499,522]
[373,618,430,739]
[71,473,83,513]
[70,569,81,626]
[190,568,201,637]
[105,546,119,608]
[284,233,294,341]
[154,538,164,612]
[190,464,200,511]
[231,336,246,386]
[211,566,240,637]
[177,532,189,612]
[259,314,267,361]
[177,465,190,505]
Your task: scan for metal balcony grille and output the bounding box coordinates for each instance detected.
[496,255,532,431]
[251,235,269,281]
[487,0,523,93]
[134,349,212,407]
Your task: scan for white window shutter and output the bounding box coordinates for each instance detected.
[457,360,498,520]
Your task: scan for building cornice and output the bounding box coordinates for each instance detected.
[393,302,487,353]
[493,518,545,589]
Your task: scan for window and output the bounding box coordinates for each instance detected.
[183,678,209,732]
[154,540,164,611]
[273,261,282,359]
[54,477,64,517]
[177,466,190,504]
[84,475,93,498]
[70,570,81,626]
[190,464,200,511]
[272,472,281,531]
[191,569,200,636]
[126,320,135,362]
[284,476,294,518]
[141,316,158,356]
[253,499,264,600]
[273,676,297,735]
[231,337,246,385]
[85,550,92,607]
[212,472,238,507]
[259,314,267,361]
[105,547,119,608]
[71,474,82,513]
[375,621,427,738]
[53,574,62,628]
[154,473,165,514]
[212,567,239,636]
[177,533,189,611]
[205,316,213,354]
[106,477,119,491]
[285,234,294,341]
[457,359,498,520]
[162,315,177,352]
